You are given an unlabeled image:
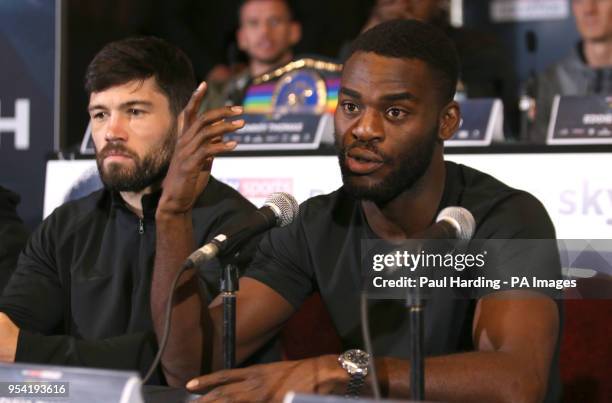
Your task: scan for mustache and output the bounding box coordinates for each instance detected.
[97,143,139,161]
[340,141,392,163]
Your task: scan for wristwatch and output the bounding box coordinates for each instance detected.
[338,349,370,397]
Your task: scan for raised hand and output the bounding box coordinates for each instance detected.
[158,82,245,217]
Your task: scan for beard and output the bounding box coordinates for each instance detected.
[95,126,176,193]
[336,127,439,205]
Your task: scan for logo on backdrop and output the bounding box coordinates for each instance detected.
[560,181,612,226]
[0,98,30,150]
[220,178,293,199]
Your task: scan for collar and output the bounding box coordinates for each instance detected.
[107,188,163,219]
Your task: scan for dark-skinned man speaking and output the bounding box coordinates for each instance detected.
[153,20,561,402]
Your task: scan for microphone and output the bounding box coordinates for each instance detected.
[185,192,299,267]
[374,207,476,276]
[413,206,475,241]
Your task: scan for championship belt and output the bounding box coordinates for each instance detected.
[228,58,342,151]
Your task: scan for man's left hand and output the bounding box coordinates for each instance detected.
[0,313,19,362]
[186,355,348,403]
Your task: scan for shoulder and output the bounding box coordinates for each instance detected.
[449,162,555,239]
[194,176,255,213]
[50,188,106,222]
[40,189,108,241]
[298,188,354,224]
[0,186,21,221]
[538,45,585,86]
[191,177,257,238]
[19,189,107,262]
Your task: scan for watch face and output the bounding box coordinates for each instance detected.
[345,349,369,367]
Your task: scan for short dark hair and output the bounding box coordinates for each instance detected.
[238,0,296,22]
[85,36,195,116]
[346,19,459,103]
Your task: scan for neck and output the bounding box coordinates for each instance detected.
[119,182,160,218]
[582,38,612,67]
[361,149,446,240]
[249,52,293,77]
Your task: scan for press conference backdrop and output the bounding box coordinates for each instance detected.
[0,0,60,228]
[45,152,611,240]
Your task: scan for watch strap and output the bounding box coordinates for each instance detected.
[345,372,365,398]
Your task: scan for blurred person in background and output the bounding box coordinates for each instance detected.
[0,186,29,291]
[204,0,302,109]
[530,0,612,142]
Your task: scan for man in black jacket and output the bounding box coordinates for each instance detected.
[0,36,253,383]
[0,186,29,291]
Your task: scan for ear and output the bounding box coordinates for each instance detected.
[289,21,302,46]
[438,100,460,141]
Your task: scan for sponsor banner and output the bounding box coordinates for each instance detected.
[445,153,612,240]
[213,156,341,207]
[45,152,612,241]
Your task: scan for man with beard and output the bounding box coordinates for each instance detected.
[0,36,256,384]
[203,0,302,109]
[155,20,561,402]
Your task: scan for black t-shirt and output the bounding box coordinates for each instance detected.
[246,161,562,402]
[0,177,277,383]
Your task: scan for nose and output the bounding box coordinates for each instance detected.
[104,113,128,142]
[351,108,384,143]
[260,22,274,39]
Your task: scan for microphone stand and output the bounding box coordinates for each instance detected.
[406,281,425,401]
[221,262,239,369]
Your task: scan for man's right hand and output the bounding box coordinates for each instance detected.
[158,82,245,217]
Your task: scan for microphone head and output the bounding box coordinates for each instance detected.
[436,207,475,240]
[263,192,299,227]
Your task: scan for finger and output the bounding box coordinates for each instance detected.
[173,137,236,176]
[189,139,238,165]
[179,120,243,155]
[186,368,252,392]
[177,111,185,137]
[189,120,244,148]
[182,106,242,144]
[195,105,243,131]
[175,131,238,164]
[183,81,208,128]
[194,380,262,403]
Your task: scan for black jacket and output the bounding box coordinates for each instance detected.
[0,177,263,383]
[0,186,29,292]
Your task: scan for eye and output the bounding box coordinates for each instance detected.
[341,101,360,115]
[385,107,408,120]
[91,111,108,121]
[128,108,145,117]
